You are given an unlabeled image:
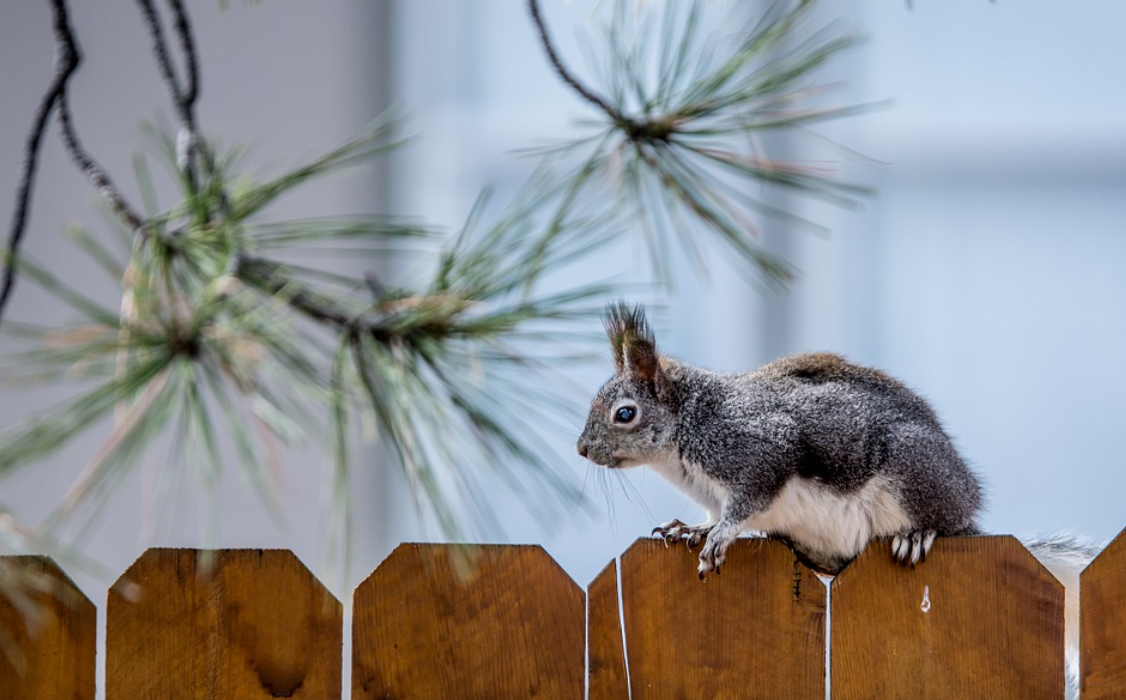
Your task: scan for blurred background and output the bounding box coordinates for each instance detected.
[1,0,1124,636]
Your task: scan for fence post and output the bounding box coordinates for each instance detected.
[105,548,342,699]
[1081,526,1126,698]
[352,543,585,700]
[832,535,1064,699]
[0,556,95,700]
[593,537,826,699]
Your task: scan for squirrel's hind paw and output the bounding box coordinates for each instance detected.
[891,530,937,566]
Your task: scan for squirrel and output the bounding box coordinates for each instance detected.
[577,302,1096,694]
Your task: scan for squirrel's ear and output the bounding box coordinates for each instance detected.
[604,302,661,382]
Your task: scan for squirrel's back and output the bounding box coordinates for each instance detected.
[756,352,896,383]
[749,352,945,427]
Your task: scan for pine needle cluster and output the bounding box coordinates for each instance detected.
[534,0,869,283]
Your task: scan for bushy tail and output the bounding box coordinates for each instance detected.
[1023,534,1101,700]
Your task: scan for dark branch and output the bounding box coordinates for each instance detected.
[163,0,230,217]
[0,0,83,330]
[236,255,374,337]
[135,0,200,190]
[134,0,185,113]
[237,255,448,346]
[56,92,146,231]
[166,0,199,108]
[526,0,626,125]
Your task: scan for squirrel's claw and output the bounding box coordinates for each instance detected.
[652,519,715,551]
[892,530,937,567]
[652,518,688,546]
[696,533,729,580]
[653,518,688,548]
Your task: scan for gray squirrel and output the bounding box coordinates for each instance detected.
[577,302,1096,693]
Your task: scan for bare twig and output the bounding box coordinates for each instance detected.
[526,0,626,125]
[56,93,146,231]
[0,0,82,330]
[164,0,231,216]
[166,0,199,108]
[134,0,202,190]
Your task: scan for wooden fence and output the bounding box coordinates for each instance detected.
[1,531,1123,699]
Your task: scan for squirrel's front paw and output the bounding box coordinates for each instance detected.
[651,518,714,550]
[891,529,937,566]
[697,536,730,580]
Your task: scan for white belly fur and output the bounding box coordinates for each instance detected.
[646,453,726,520]
[746,475,912,562]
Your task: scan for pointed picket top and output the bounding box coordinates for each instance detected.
[105,548,341,699]
[832,535,1064,700]
[1081,525,1126,698]
[608,537,827,699]
[0,556,95,700]
[352,543,585,700]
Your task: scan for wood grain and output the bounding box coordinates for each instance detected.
[617,537,827,699]
[106,548,342,699]
[0,556,95,700]
[831,535,1064,699]
[352,543,585,700]
[1081,526,1126,698]
[587,559,628,699]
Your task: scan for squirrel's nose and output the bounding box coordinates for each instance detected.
[577,442,589,458]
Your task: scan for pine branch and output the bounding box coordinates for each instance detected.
[235,255,362,333]
[527,0,870,285]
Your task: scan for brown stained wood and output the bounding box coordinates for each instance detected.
[1081,526,1126,698]
[618,537,827,700]
[832,535,1064,700]
[587,559,628,699]
[0,556,95,700]
[352,543,585,700]
[106,548,342,699]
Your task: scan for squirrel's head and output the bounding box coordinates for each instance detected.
[577,303,677,468]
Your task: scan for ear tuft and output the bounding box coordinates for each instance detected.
[604,302,660,382]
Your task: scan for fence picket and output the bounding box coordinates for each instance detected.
[608,537,827,699]
[0,556,95,700]
[351,543,585,700]
[1081,526,1126,698]
[106,548,342,699]
[831,535,1064,699]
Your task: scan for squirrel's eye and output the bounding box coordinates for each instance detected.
[613,405,637,424]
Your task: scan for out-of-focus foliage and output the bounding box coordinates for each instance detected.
[0,0,867,615]
[0,117,613,564]
[537,0,869,284]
